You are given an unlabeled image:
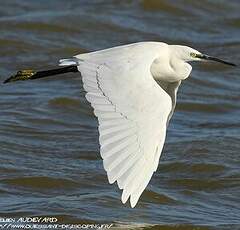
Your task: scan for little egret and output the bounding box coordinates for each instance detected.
[4,42,236,207]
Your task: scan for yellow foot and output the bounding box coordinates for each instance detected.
[4,70,36,84]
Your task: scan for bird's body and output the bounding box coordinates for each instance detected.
[4,41,235,208]
[59,42,198,207]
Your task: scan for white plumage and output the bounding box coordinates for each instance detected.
[59,42,208,207]
[4,40,234,207]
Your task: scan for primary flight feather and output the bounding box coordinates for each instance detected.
[4,41,236,208]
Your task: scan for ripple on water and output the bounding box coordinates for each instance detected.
[141,190,178,205]
[141,0,192,17]
[12,22,81,34]
[169,176,240,191]
[48,97,92,115]
[160,162,225,174]
[1,176,78,190]
[177,102,236,113]
[48,97,82,108]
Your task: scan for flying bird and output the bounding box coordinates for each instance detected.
[4,42,236,208]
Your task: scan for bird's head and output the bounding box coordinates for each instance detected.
[171,45,236,67]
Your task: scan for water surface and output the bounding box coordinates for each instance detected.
[0,1,239,229]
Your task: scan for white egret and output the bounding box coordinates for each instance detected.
[4,42,236,208]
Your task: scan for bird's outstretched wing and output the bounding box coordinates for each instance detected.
[60,44,172,207]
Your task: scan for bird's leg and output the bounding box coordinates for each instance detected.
[4,70,37,83]
[3,65,78,84]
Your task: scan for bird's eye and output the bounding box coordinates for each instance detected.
[190,52,197,58]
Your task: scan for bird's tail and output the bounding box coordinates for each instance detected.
[59,57,79,66]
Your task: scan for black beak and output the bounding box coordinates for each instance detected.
[196,54,236,67]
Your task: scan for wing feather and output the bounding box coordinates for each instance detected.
[103,144,138,171]
[60,42,172,207]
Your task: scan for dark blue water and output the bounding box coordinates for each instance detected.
[0,1,239,229]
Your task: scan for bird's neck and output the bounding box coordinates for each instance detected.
[170,58,192,81]
[150,56,192,82]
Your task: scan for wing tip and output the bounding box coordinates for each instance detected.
[130,194,139,208]
[121,189,130,204]
[106,171,116,184]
